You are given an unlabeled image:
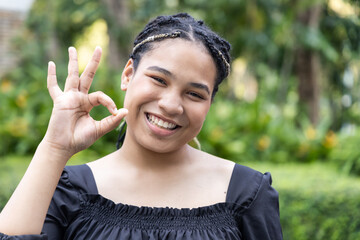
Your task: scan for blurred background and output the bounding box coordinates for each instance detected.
[0,0,360,238]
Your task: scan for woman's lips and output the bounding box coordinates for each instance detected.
[145,113,180,136]
[146,113,178,130]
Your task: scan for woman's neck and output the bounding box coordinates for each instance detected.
[116,136,194,171]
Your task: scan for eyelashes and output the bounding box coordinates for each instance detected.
[188,91,205,100]
[151,76,166,85]
[150,76,207,100]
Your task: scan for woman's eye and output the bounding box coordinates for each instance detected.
[151,76,166,85]
[188,92,205,100]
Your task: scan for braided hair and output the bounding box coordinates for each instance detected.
[117,13,231,149]
[130,13,231,99]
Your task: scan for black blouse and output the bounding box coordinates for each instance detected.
[0,163,282,239]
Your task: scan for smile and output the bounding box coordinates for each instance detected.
[146,113,179,130]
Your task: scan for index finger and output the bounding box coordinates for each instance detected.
[79,46,102,93]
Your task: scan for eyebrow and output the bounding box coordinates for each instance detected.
[147,65,210,95]
[189,82,210,95]
[147,66,173,77]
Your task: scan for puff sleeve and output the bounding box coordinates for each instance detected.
[0,165,93,240]
[227,164,283,240]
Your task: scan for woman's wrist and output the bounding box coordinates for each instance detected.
[37,138,75,162]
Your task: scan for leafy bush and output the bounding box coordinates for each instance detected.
[280,188,360,240]
[198,97,335,163]
[329,127,360,177]
[245,162,360,240]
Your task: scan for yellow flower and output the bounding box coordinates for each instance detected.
[305,126,316,140]
[16,91,28,108]
[0,79,13,93]
[323,130,337,149]
[257,135,271,151]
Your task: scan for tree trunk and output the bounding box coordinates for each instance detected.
[295,5,322,125]
[101,0,130,68]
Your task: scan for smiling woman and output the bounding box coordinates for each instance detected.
[0,13,282,239]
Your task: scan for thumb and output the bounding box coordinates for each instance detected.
[96,108,128,137]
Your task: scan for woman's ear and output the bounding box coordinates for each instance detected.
[121,59,134,91]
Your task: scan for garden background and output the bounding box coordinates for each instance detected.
[1,0,360,239]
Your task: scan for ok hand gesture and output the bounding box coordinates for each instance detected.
[44,47,127,157]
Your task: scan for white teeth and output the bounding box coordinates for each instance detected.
[147,114,177,130]
[158,119,164,127]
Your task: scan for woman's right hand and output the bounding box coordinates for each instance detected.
[44,46,128,157]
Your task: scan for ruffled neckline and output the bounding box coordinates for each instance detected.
[80,193,242,216]
[78,193,242,231]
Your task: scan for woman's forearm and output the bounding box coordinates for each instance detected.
[0,140,71,235]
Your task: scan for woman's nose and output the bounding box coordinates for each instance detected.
[158,92,184,115]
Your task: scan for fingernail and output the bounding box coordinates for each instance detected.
[118,108,128,115]
[113,108,118,115]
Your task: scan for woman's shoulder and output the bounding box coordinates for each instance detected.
[194,149,274,207]
[59,164,98,194]
[192,148,235,175]
[226,165,277,215]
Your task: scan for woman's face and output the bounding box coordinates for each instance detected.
[121,39,217,153]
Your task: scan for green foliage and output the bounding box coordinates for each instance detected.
[1,0,360,168]
[198,96,334,163]
[329,127,360,176]
[0,156,31,209]
[246,162,360,240]
[0,0,116,156]
[280,189,360,239]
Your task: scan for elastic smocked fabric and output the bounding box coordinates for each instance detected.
[0,233,47,240]
[0,164,282,240]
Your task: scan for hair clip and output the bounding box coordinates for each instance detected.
[132,31,181,53]
[214,47,231,76]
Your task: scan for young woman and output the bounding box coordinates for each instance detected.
[0,13,282,239]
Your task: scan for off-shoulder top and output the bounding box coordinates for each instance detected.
[0,163,282,239]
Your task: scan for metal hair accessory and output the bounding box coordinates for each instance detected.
[132,31,181,53]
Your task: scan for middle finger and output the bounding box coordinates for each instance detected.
[64,47,80,92]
